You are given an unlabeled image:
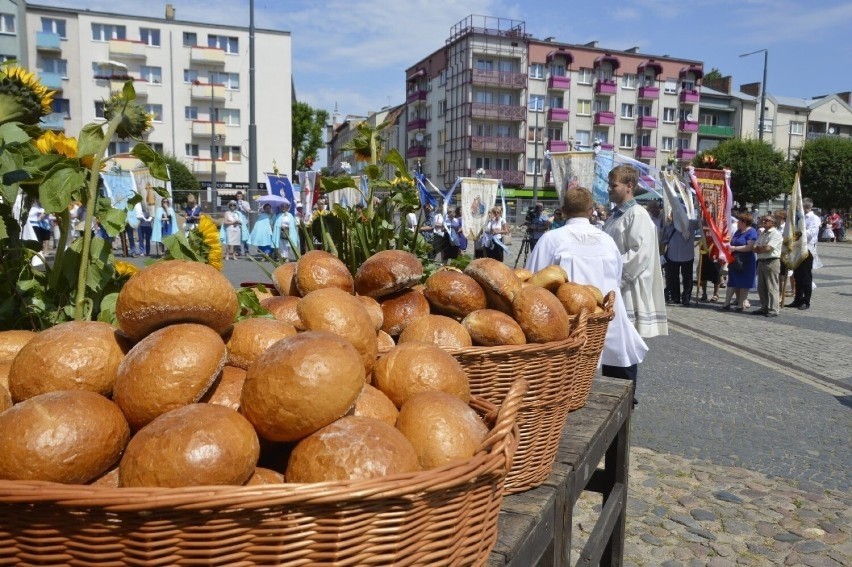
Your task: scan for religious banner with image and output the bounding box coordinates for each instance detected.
[460,177,499,240]
[548,151,597,205]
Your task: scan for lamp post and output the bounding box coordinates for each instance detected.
[532,97,541,204]
[739,49,768,142]
[248,0,257,212]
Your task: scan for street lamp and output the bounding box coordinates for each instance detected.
[532,97,542,204]
[739,49,768,142]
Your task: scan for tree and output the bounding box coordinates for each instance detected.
[693,138,792,207]
[162,153,201,205]
[797,136,852,209]
[703,67,723,83]
[292,101,329,173]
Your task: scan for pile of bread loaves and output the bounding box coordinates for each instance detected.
[0,250,606,489]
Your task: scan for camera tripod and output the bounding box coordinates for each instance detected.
[513,231,534,268]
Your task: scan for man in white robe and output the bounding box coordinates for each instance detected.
[603,165,668,338]
[527,187,648,406]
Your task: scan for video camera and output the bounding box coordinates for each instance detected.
[524,206,537,225]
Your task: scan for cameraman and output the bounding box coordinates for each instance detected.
[527,202,551,250]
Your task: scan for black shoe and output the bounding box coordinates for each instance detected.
[797,304,810,310]
[786,302,801,308]
[720,305,732,311]
[765,313,778,318]
[681,301,692,307]
[701,294,708,302]
[751,309,769,315]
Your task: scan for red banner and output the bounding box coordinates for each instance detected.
[689,167,733,264]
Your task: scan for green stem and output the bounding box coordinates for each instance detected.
[73,116,122,320]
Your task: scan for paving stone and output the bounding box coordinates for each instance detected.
[690,508,717,522]
[714,490,743,503]
[640,533,664,546]
[707,558,736,567]
[794,540,830,554]
[774,532,804,543]
[685,525,717,541]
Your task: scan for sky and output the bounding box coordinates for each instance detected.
[33,0,852,163]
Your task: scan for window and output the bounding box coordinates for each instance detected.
[550,64,566,77]
[149,143,164,154]
[529,63,544,79]
[641,74,656,87]
[185,106,198,120]
[527,127,543,142]
[140,28,160,46]
[475,59,493,71]
[577,68,593,85]
[145,104,163,122]
[679,109,691,122]
[548,95,563,109]
[211,71,239,90]
[208,34,238,54]
[498,60,514,73]
[621,74,637,89]
[437,159,444,175]
[639,132,652,146]
[494,157,511,170]
[425,134,432,149]
[185,144,200,157]
[576,99,591,116]
[681,80,695,91]
[183,32,197,46]
[475,124,493,137]
[474,91,493,104]
[637,104,652,117]
[762,118,773,132]
[790,121,804,135]
[41,17,66,38]
[438,70,445,86]
[529,95,544,111]
[620,104,634,119]
[495,124,511,138]
[593,130,609,144]
[526,158,542,174]
[619,133,633,148]
[140,66,162,84]
[220,108,240,126]
[574,130,591,148]
[438,100,446,116]
[497,92,514,105]
[223,146,242,162]
[592,100,609,113]
[475,157,491,170]
[183,69,198,83]
[438,129,446,146]
[676,137,691,150]
[661,137,674,151]
[548,127,563,141]
[425,105,432,120]
[0,14,15,34]
[596,68,613,82]
[92,23,126,41]
[664,79,677,94]
[42,58,68,77]
[94,101,106,119]
[109,141,130,154]
[52,98,70,118]
[663,107,677,123]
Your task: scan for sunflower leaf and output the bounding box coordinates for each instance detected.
[77,122,106,158]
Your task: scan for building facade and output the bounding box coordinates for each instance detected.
[0,0,27,64]
[24,3,292,206]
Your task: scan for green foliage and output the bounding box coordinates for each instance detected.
[703,67,723,83]
[797,136,852,209]
[160,153,200,201]
[292,101,329,173]
[693,138,792,207]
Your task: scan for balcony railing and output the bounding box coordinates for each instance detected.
[547,108,569,122]
[594,111,615,126]
[679,90,700,104]
[36,31,61,52]
[470,68,527,88]
[406,145,427,158]
[40,113,65,131]
[192,158,228,175]
[406,89,427,103]
[39,71,63,91]
[676,148,696,160]
[599,143,615,151]
[547,140,569,152]
[594,80,617,95]
[470,102,526,121]
[191,82,227,100]
[635,146,657,159]
[698,124,735,137]
[470,169,524,186]
[109,39,147,59]
[678,120,698,133]
[191,121,226,137]
[470,136,526,152]
[548,75,571,90]
[406,118,427,131]
[638,85,659,99]
[637,116,658,129]
[190,46,226,65]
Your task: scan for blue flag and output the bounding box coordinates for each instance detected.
[416,173,437,209]
[265,173,296,204]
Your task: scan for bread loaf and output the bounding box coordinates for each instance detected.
[372,342,469,408]
[225,317,297,369]
[398,314,473,348]
[379,288,430,336]
[354,250,423,298]
[423,270,487,318]
[462,309,527,346]
[464,258,521,315]
[512,285,571,343]
[295,250,354,295]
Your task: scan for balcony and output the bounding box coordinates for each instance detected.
[548,75,571,90]
[470,103,526,121]
[190,46,226,66]
[113,79,147,97]
[40,113,65,131]
[40,72,63,91]
[547,108,569,122]
[191,121,226,137]
[698,124,735,137]
[470,69,527,89]
[109,39,147,59]
[36,31,62,52]
[192,158,227,175]
[406,145,427,158]
[678,120,698,133]
[470,136,526,152]
[635,146,657,159]
[679,89,700,104]
[191,82,227,101]
[406,89,427,103]
[676,148,696,161]
[406,118,427,131]
[478,169,525,186]
[638,85,659,99]
[547,140,569,152]
[594,111,615,126]
[594,80,617,95]
[637,116,658,129]
[599,143,615,151]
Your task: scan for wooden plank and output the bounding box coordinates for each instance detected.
[576,483,626,566]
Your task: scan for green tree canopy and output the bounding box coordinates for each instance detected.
[292,101,329,173]
[703,67,723,83]
[162,153,200,205]
[693,138,792,207]
[797,136,852,209]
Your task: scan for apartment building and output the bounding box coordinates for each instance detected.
[0,0,26,64]
[403,15,703,200]
[24,3,292,204]
[326,104,406,181]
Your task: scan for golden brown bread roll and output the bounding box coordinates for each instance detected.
[527,265,569,292]
[512,285,571,343]
[513,268,534,282]
[298,287,378,374]
[225,317,298,369]
[201,365,247,411]
[376,329,396,351]
[461,309,527,346]
[8,321,127,403]
[0,361,9,391]
[0,390,130,483]
[285,416,421,482]
[464,258,521,315]
[113,323,227,430]
[0,383,11,413]
[260,295,305,330]
[372,342,470,408]
[0,330,36,363]
[555,282,598,315]
[90,467,120,487]
[119,404,260,488]
[271,262,300,296]
[295,250,354,295]
[349,383,399,426]
[423,270,487,319]
[354,250,423,298]
[245,466,285,485]
[356,294,384,331]
[249,284,278,303]
[240,331,366,442]
[398,314,473,348]
[379,288,430,337]
[396,391,488,469]
[115,260,238,341]
[583,284,605,307]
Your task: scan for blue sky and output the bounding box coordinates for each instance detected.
[34,0,852,120]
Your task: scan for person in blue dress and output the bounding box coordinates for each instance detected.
[247,203,278,257]
[275,200,300,262]
[721,212,758,312]
[151,197,177,257]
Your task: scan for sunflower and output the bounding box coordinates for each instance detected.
[197,215,223,270]
[103,91,153,139]
[34,130,98,168]
[113,260,139,279]
[0,65,56,125]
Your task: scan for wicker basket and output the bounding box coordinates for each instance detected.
[0,380,527,567]
[443,314,587,493]
[568,291,616,412]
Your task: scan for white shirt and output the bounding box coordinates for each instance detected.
[526,218,648,367]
